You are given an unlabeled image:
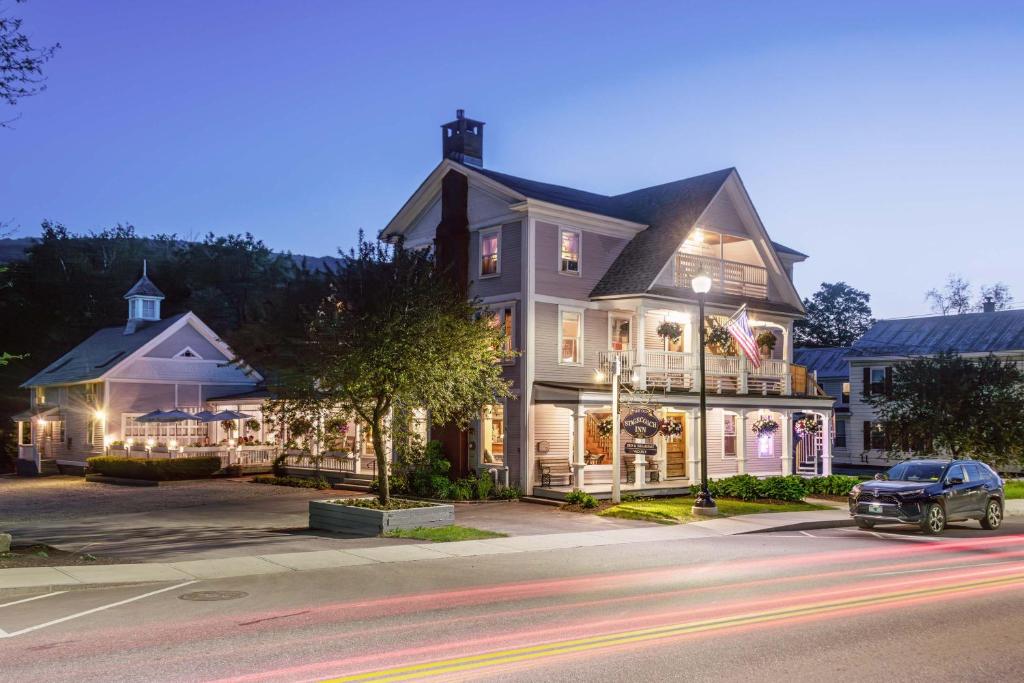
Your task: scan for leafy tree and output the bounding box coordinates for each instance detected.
[926,274,1014,314]
[794,282,874,348]
[283,236,513,504]
[866,352,1024,469]
[1,0,60,127]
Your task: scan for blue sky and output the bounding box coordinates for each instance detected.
[3,0,1023,318]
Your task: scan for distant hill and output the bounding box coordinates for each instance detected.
[0,238,343,272]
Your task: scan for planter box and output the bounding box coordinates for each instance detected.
[309,499,454,535]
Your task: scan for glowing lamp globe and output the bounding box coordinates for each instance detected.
[691,271,713,295]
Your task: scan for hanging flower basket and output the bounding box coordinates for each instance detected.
[795,415,822,439]
[596,419,614,438]
[751,415,780,437]
[656,321,683,341]
[220,419,236,432]
[705,319,736,355]
[244,418,261,433]
[756,330,777,356]
[659,418,683,437]
[325,416,350,435]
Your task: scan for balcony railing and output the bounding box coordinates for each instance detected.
[598,349,792,395]
[675,253,768,299]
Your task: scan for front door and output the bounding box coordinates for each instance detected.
[665,417,686,478]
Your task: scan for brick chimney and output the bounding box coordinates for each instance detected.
[983,297,996,313]
[441,109,484,168]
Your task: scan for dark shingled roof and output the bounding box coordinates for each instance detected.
[849,309,1024,358]
[124,274,165,299]
[793,347,851,379]
[21,313,187,387]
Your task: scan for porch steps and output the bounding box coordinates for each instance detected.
[39,459,61,476]
[332,472,374,493]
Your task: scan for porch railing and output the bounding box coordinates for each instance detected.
[674,253,768,299]
[600,349,792,395]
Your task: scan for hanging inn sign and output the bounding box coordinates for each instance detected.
[621,408,660,439]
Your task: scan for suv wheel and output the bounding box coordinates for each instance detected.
[855,518,875,529]
[980,499,1003,530]
[920,503,946,535]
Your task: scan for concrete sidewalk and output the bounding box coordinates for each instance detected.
[0,509,853,594]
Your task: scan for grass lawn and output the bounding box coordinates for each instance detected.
[599,496,830,525]
[1004,480,1024,500]
[384,525,508,542]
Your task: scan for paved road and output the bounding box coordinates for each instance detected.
[2,520,1023,682]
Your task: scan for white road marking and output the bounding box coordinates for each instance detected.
[799,530,815,537]
[0,581,197,640]
[868,560,1017,577]
[0,592,67,610]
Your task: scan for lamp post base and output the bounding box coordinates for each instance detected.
[691,504,719,516]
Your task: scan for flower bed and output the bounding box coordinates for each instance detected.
[309,498,454,535]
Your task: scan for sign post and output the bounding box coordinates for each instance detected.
[622,408,659,488]
[611,356,621,504]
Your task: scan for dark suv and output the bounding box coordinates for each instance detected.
[849,459,1004,535]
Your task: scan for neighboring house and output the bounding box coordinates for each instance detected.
[793,347,851,464]
[844,304,1024,467]
[15,267,263,475]
[381,110,835,498]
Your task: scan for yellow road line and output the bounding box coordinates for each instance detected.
[322,571,1024,683]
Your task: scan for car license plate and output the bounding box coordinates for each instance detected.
[868,503,883,514]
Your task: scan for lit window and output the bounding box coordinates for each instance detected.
[610,316,631,351]
[480,228,500,276]
[481,403,505,465]
[560,309,583,365]
[841,382,850,404]
[143,299,156,318]
[723,414,736,458]
[559,228,580,274]
[758,434,774,457]
[486,306,515,355]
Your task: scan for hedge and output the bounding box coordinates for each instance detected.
[86,456,222,481]
[704,474,860,502]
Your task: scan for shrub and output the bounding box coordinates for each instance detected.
[805,474,860,496]
[252,474,330,489]
[271,450,289,477]
[564,488,599,509]
[87,456,221,481]
[706,474,760,501]
[448,479,473,501]
[473,473,494,500]
[494,485,523,500]
[755,475,807,502]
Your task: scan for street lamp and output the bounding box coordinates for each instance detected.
[596,356,624,504]
[691,270,718,516]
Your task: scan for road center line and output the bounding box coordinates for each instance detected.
[0,581,197,640]
[869,560,1016,577]
[0,591,67,610]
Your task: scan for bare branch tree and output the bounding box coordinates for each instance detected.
[1,0,60,128]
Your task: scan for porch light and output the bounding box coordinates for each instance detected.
[228,438,236,447]
[104,434,116,446]
[145,439,154,448]
[594,369,606,383]
[691,271,713,295]
[94,409,106,421]
[126,438,135,447]
[36,417,46,427]
[168,439,177,449]
[692,228,704,243]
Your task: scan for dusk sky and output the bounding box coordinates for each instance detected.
[3,0,1022,319]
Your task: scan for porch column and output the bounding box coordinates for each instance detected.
[635,305,647,390]
[821,411,833,476]
[736,409,748,474]
[573,406,586,488]
[687,408,700,482]
[780,411,793,476]
[632,450,647,489]
[738,353,749,394]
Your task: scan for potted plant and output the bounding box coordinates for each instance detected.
[658,418,683,437]
[795,415,822,439]
[756,330,777,358]
[705,319,736,355]
[656,321,683,342]
[221,419,236,433]
[309,497,455,535]
[244,418,261,433]
[751,415,780,437]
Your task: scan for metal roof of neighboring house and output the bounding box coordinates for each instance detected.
[468,165,805,299]
[793,347,851,379]
[206,387,275,403]
[21,313,187,387]
[848,309,1024,358]
[123,274,165,299]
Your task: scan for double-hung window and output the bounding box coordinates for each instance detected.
[723,414,737,458]
[610,315,631,351]
[480,227,500,277]
[559,228,580,275]
[486,305,515,355]
[834,419,847,448]
[559,308,583,365]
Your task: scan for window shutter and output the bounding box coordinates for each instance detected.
[863,421,872,450]
[862,367,871,395]
[884,367,893,396]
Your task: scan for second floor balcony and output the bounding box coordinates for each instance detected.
[674,253,768,299]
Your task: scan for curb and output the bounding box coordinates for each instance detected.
[740,518,857,533]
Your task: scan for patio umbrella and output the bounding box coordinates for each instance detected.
[134,410,167,423]
[213,410,254,420]
[157,409,198,422]
[192,410,220,423]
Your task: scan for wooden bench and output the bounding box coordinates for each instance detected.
[537,454,573,487]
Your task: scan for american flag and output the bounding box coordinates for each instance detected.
[726,305,761,369]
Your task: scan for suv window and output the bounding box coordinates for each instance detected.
[886,461,944,482]
[965,463,986,482]
[946,464,968,483]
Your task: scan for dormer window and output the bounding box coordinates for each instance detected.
[143,299,155,319]
[559,228,580,275]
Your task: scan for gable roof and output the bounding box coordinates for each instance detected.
[793,347,851,379]
[21,314,187,387]
[848,309,1024,358]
